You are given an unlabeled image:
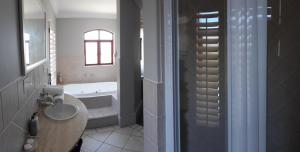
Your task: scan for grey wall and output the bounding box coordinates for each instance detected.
[267,0,300,151]
[142,0,165,152]
[0,0,22,89]
[0,0,55,151]
[118,0,141,126]
[56,18,118,84]
[143,0,162,82]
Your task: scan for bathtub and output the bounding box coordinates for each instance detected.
[64,82,117,98]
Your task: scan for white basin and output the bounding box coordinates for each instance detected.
[44,103,79,121]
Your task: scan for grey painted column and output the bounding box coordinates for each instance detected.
[142,0,165,152]
[118,0,141,126]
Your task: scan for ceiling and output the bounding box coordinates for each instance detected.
[49,0,117,19]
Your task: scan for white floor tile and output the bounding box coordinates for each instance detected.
[82,136,103,152]
[82,125,144,152]
[130,124,139,129]
[132,128,143,137]
[105,132,130,148]
[121,149,139,152]
[124,136,144,152]
[90,130,112,142]
[115,126,134,136]
[96,143,122,152]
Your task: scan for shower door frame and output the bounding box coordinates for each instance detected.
[163,0,180,151]
[163,0,227,151]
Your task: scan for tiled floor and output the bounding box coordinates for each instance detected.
[81,124,144,152]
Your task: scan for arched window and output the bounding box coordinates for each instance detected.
[84,30,114,65]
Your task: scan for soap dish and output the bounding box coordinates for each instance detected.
[23,136,39,152]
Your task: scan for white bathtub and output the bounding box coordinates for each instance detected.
[64,82,117,98]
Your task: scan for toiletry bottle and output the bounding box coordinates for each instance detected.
[29,113,39,137]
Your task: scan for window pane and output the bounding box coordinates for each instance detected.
[85,42,98,64]
[24,33,30,65]
[100,42,112,64]
[24,42,30,65]
[85,30,99,40]
[100,31,113,40]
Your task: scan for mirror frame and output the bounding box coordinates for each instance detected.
[18,0,47,75]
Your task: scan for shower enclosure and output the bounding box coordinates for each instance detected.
[166,0,300,151]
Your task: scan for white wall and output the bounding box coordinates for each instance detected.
[56,18,117,84]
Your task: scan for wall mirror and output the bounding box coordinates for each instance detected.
[19,0,46,74]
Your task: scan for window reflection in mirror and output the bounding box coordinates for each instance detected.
[21,0,46,71]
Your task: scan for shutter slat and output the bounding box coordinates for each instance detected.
[197,67,219,75]
[198,29,218,36]
[196,101,219,108]
[195,22,219,27]
[196,114,220,121]
[196,45,219,52]
[197,53,219,60]
[196,81,219,88]
[196,74,219,82]
[197,60,219,67]
[196,95,219,102]
[196,13,219,18]
[196,88,219,96]
[199,39,219,44]
[196,107,219,115]
[49,26,57,85]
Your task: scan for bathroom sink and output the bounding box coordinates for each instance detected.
[44,103,79,121]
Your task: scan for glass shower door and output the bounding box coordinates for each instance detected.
[177,0,227,151]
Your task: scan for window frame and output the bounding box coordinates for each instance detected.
[84,29,114,66]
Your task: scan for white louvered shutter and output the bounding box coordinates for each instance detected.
[195,11,220,127]
[49,23,57,85]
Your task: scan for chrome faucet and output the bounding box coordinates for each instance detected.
[37,92,55,106]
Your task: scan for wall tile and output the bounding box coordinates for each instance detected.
[156,83,164,118]
[143,79,164,118]
[143,111,158,144]
[26,92,40,115]
[0,94,3,133]
[0,123,26,152]
[144,136,158,152]
[13,103,31,131]
[34,67,41,89]
[24,72,34,101]
[157,116,165,150]
[17,79,26,109]
[143,79,165,152]
[143,79,158,116]
[1,83,19,128]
